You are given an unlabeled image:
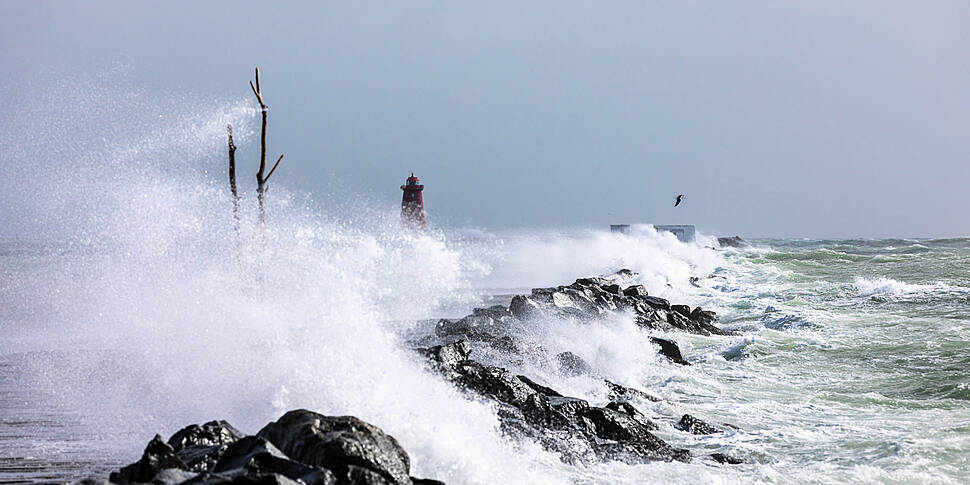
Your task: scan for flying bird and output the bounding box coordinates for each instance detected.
[674,194,684,207]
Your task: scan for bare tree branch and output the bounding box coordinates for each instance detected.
[250,66,278,224]
[266,154,284,182]
[227,124,240,231]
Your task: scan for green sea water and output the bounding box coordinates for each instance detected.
[676,238,970,483]
[2,235,969,484]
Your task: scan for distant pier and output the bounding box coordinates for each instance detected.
[610,224,696,243]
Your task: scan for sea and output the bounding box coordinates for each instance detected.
[2,228,969,485]
[1,85,968,484]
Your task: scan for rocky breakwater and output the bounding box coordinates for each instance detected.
[418,270,744,467]
[432,269,734,366]
[83,411,445,485]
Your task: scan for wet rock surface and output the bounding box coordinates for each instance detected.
[650,337,691,366]
[675,414,722,435]
[717,236,748,248]
[711,452,745,464]
[93,271,743,483]
[434,270,735,344]
[109,435,188,484]
[408,272,746,468]
[97,412,443,485]
[168,420,245,473]
[423,340,691,465]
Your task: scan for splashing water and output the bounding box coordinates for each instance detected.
[3,72,970,485]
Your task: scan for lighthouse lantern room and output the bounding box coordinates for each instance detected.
[400,172,426,229]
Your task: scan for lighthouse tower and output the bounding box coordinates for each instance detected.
[400,172,426,229]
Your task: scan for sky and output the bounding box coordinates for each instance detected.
[2,1,969,238]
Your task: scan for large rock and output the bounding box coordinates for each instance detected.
[516,374,562,397]
[604,402,657,430]
[556,351,592,376]
[213,436,335,485]
[580,406,658,442]
[690,307,717,326]
[452,361,538,407]
[484,273,732,336]
[110,435,188,484]
[420,342,688,467]
[650,337,690,366]
[420,340,471,370]
[622,285,648,297]
[641,296,671,311]
[168,420,245,472]
[151,468,198,484]
[670,304,692,319]
[711,453,744,464]
[509,295,542,320]
[717,236,748,248]
[169,421,245,450]
[257,410,413,485]
[675,414,722,435]
[594,441,690,464]
[603,380,661,403]
[183,473,303,485]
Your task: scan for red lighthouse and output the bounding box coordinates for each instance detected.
[400,172,426,229]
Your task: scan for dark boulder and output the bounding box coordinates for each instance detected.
[452,361,538,407]
[420,340,471,370]
[169,420,244,450]
[574,277,611,288]
[594,442,690,464]
[711,453,744,464]
[580,407,658,441]
[650,337,690,366]
[717,236,748,248]
[641,296,671,311]
[213,436,335,485]
[183,473,303,485]
[603,380,661,403]
[520,395,592,431]
[516,374,562,397]
[433,313,505,341]
[666,310,700,334]
[151,468,198,484]
[622,285,648,297]
[110,435,188,484]
[168,420,245,472]
[604,402,657,430]
[257,410,413,485]
[411,479,447,485]
[509,295,543,320]
[670,304,692,319]
[472,305,511,319]
[601,283,622,295]
[487,335,519,354]
[635,310,673,332]
[675,414,722,435]
[689,307,717,326]
[556,351,592,376]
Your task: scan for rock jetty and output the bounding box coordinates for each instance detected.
[86,270,743,484]
[85,411,444,485]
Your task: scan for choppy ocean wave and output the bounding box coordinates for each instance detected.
[2,76,970,484]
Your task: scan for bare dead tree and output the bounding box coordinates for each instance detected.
[249,67,284,224]
[227,124,240,230]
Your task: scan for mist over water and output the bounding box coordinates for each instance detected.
[2,73,970,484]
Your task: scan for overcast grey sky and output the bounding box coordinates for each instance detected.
[3,1,969,237]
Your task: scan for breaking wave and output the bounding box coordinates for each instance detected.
[853,277,966,299]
